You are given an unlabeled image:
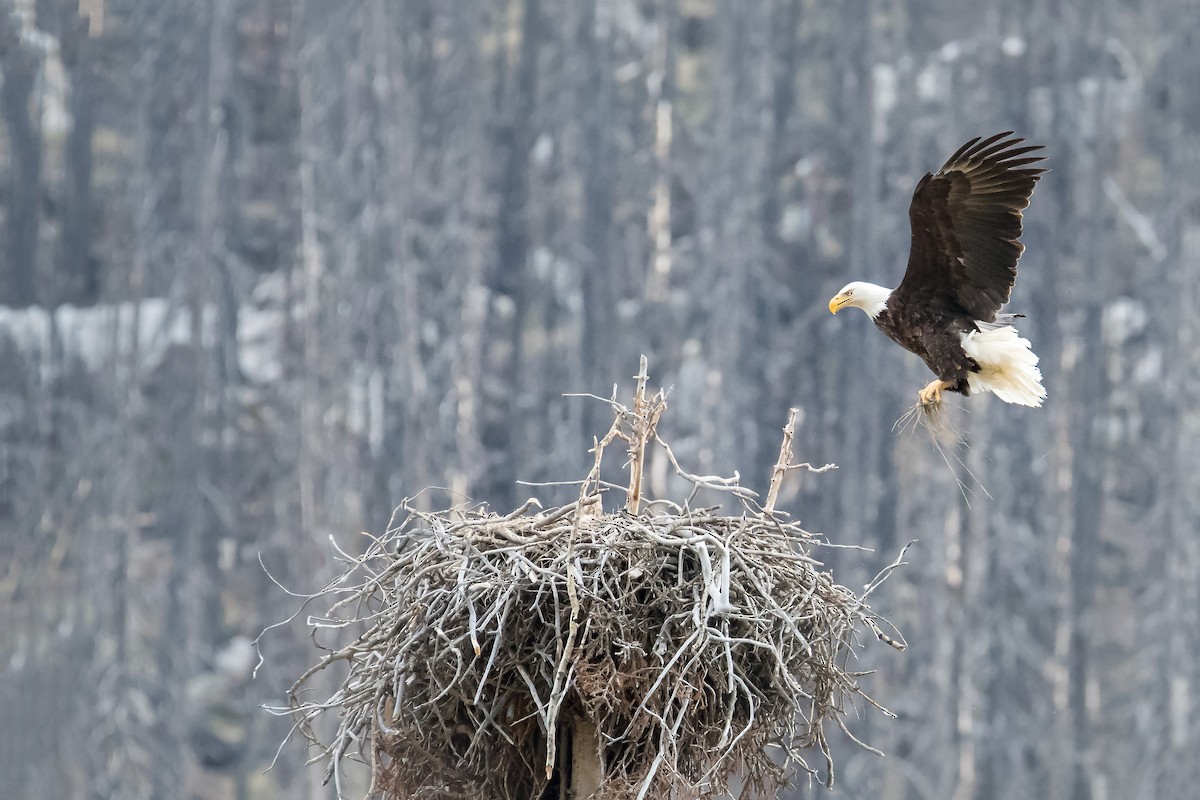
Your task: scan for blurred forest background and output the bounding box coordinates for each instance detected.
[2,0,1199,798]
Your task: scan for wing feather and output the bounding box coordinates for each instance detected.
[893,132,1045,323]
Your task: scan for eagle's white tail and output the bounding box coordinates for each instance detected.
[961,325,1046,407]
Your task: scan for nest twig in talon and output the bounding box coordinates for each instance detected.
[277,367,903,800]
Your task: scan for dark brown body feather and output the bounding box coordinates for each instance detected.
[876,132,1045,393]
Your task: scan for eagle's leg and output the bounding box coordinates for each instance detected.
[918,379,953,406]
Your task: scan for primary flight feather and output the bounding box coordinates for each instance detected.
[829,132,1047,408]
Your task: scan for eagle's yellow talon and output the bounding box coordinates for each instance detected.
[918,379,949,406]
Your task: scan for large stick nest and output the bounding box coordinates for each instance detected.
[279,369,903,799]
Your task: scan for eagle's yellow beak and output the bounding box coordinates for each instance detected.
[829,293,848,314]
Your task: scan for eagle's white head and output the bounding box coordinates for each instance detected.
[828,281,891,319]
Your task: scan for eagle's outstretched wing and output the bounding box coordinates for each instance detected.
[893,132,1045,323]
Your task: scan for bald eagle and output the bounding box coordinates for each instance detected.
[829,132,1047,408]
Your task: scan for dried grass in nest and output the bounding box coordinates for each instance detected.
[275,364,905,799]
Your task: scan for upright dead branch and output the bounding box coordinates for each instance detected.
[764,408,837,515]
[765,407,801,513]
[625,354,665,514]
